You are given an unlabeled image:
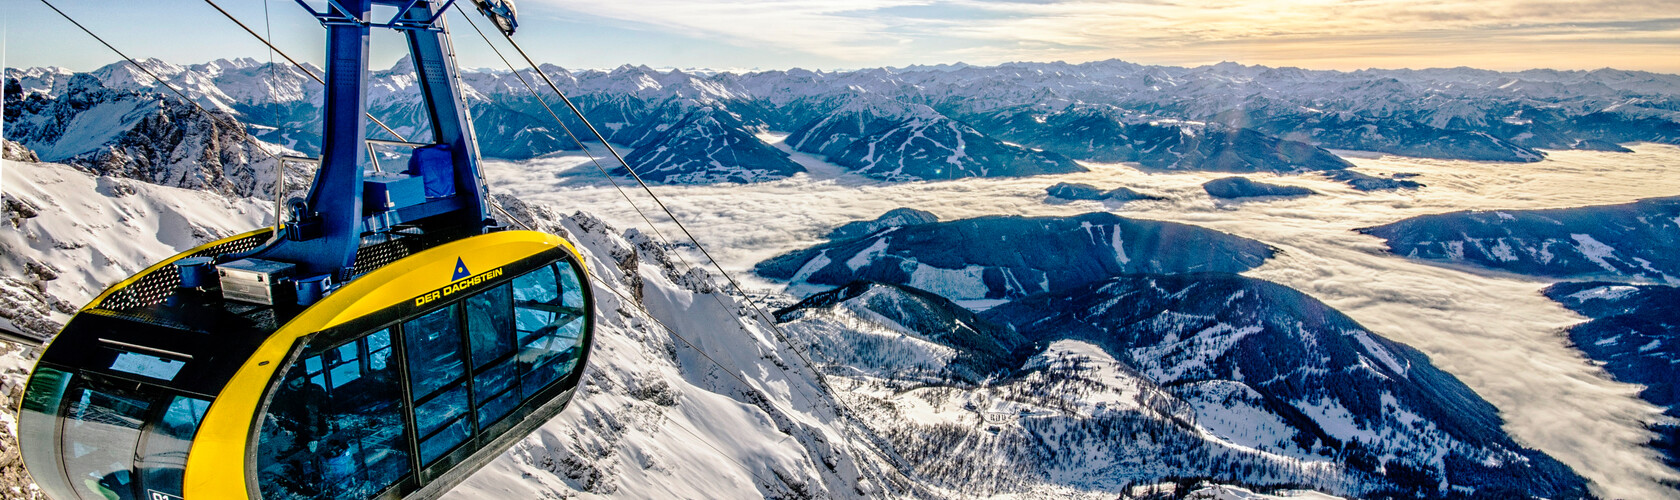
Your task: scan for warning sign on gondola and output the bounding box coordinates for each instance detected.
[416,266,504,307]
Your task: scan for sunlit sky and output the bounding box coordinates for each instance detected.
[3,0,1678,74]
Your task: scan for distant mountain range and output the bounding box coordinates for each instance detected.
[9,57,1677,187]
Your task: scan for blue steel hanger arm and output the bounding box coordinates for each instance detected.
[248,0,491,287]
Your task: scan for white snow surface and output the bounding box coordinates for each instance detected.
[0,160,270,304]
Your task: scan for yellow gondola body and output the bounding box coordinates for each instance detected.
[21,228,595,500]
[18,2,601,498]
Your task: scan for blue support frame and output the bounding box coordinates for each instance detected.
[295,0,458,30]
[254,0,488,283]
[401,3,489,228]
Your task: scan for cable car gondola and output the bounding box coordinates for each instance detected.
[17,1,596,499]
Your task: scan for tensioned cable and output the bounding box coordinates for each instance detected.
[451,8,853,419]
[449,5,693,272]
[262,0,284,224]
[483,14,849,408]
[199,0,409,142]
[497,205,863,494]
[463,16,910,489]
[457,18,905,491]
[36,0,285,166]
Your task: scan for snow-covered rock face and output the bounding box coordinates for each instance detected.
[4,74,294,198]
[1543,282,1680,468]
[1360,196,1680,284]
[774,280,1369,497]
[757,212,1274,300]
[983,273,1591,499]
[615,107,804,184]
[2,140,39,163]
[775,280,1027,382]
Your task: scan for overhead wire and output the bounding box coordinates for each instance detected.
[47,0,897,490]
[457,12,910,491]
[198,0,410,143]
[488,29,853,406]
[261,0,284,225]
[455,6,841,429]
[35,0,286,167]
[449,4,860,419]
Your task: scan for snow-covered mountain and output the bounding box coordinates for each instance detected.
[616,106,804,184]
[774,280,1028,383]
[1543,281,1680,469]
[825,207,939,240]
[785,95,1085,181]
[756,211,1275,300]
[975,273,1590,498]
[770,273,1591,498]
[1359,196,1680,284]
[4,73,290,198]
[965,105,1353,173]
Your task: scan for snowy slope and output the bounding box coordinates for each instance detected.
[984,274,1591,499]
[0,160,270,321]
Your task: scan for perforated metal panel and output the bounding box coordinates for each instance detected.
[98,231,273,312]
[349,233,423,280]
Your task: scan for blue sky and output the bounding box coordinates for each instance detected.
[4,0,1678,73]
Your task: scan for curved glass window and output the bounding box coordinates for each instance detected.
[466,284,514,369]
[404,305,471,466]
[61,384,150,500]
[18,368,211,500]
[138,396,210,500]
[513,264,585,398]
[458,263,588,439]
[258,329,409,500]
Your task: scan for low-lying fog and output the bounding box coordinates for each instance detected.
[484,138,1680,499]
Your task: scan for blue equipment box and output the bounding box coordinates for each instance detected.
[364,173,426,214]
[408,144,456,198]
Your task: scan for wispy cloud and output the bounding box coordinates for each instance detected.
[526,0,1680,71]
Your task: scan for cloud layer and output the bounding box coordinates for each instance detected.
[485,139,1680,499]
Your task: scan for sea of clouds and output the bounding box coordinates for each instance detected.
[484,138,1680,499]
